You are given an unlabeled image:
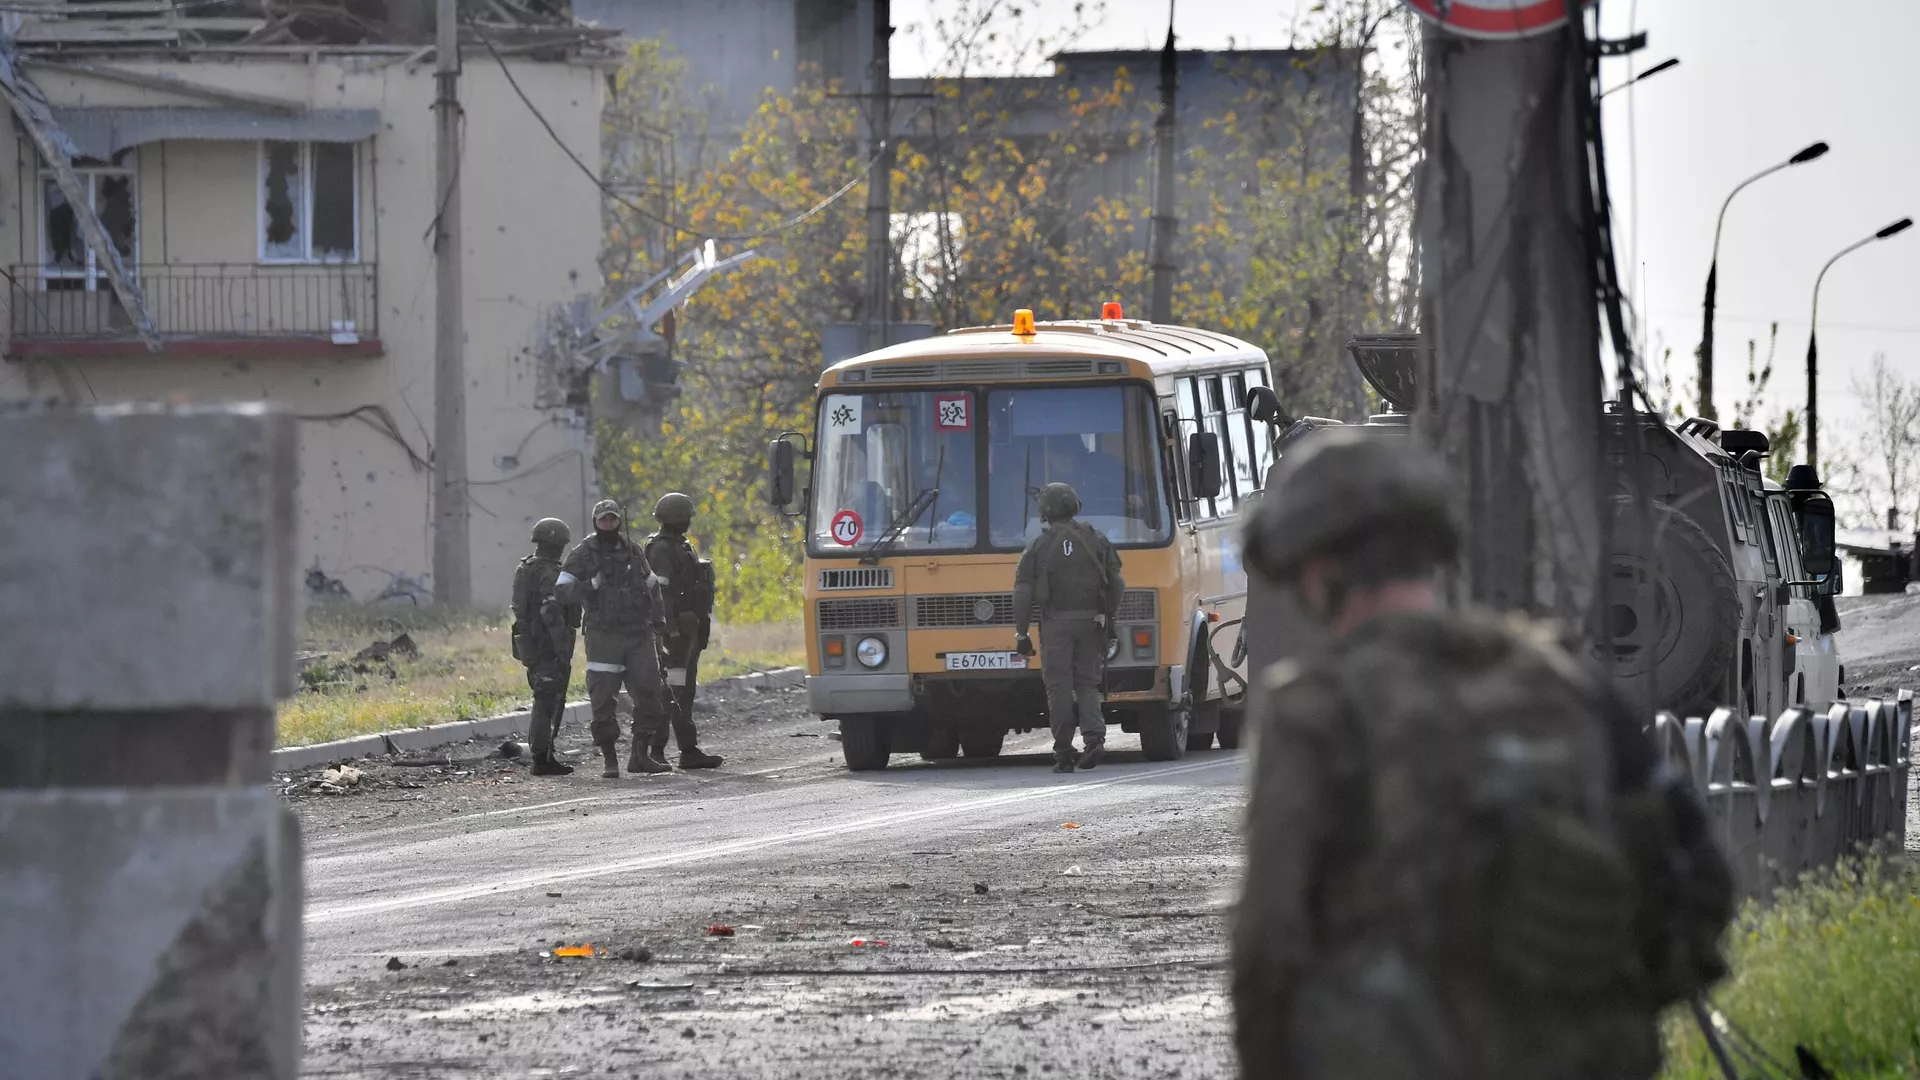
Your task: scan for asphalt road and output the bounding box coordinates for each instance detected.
[291,685,1248,1079]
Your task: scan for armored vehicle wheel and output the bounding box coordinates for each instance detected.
[1138,698,1190,762]
[1217,705,1246,750]
[920,726,960,760]
[959,730,1005,758]
[1608,497,1739,718]
[840,716,891,771]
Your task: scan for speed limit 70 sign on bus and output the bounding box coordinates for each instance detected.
[829,509,863,547]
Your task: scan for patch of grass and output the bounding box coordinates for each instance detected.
[1660,855,1920,1079]
[702,619,804,680]
[277,605,802,748]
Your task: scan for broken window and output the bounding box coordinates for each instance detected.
[40,150,137,290]
[261,141,358,262]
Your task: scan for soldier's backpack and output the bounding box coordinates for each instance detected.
[509,554,554,662]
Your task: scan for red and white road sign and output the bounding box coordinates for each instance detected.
[1399,0,1586,39]
[829,509,864,547]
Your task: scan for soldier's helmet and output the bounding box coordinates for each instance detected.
[591,499,623,526]
[530,517,571,547]
[654,492,696,528]
[1037,482,1081,522]
[1241,428,1459,581]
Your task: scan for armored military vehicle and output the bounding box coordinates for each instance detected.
[1240,335,1843,721]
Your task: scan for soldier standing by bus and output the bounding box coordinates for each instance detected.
[511,517,579,776]
[644,492,725,769]
[1014,482,1125,773]
[555,499,673,778]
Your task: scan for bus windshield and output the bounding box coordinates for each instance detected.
[808,383,1172,556]
[986,385,1170,548]
[810,390,980,555]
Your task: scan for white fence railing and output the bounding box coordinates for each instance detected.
[1649,692,1913,899]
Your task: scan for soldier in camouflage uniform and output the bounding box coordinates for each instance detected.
[511,517,581,775]
[555,499,673,778]
[1014,483,1125,773]
[644,492,724,769]
[1231,429,1733,1080]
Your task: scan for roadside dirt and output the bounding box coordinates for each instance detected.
[281,679,824,832]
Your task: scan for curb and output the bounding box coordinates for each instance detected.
[270,665,806,772]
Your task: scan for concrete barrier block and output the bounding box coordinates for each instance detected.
[0,404,299,710]
[0,786,302,1079]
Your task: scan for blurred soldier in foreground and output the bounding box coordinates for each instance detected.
[556,499,672,778]
[645,492,724,769]
[1013,482,1124,773]
[511,517,580,775]
[1231,430,1732,1080]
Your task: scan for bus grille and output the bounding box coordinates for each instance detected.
[1116,589,1158,623]
[816,597,903,631]
[819,567,893,591]
[911,589,1157,628]
[915,593,1023,627]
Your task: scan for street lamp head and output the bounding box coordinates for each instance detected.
[1876,217,1914,240]
[1789,142,1831,165]
[1642,57,1680,79]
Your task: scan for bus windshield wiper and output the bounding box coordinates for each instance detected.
[860,486,940,565]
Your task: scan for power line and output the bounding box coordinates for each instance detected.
[469,20,883,246]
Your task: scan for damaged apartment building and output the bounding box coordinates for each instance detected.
[0,0,621,606]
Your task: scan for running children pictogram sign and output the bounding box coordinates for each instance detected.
[1399,0,1586,39]
[830,509,864,547]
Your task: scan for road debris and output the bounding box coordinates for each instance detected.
[705,925,736,937]
[974,883,990,894]
[1061,865,1085,877]
[385,957,407,971]
[618,946,654,962]
[553,944,594,957]
[499,740,524,759]
[849,938,888,947]
[1061,823,1082,829]
[312,765,364,794]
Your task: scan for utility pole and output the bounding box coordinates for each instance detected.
[1148,6,1178,323]
[432,0,470,606]
[862,0,894,353]
[1415,9,1607,639]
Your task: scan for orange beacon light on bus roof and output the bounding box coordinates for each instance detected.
[1101,301,1124,320]
[1012,309,1036,337]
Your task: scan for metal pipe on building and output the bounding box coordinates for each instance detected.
[1148,11,1178,324]
[862,0,893,352]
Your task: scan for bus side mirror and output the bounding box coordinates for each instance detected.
[769,438,796,509]
[1187,432,1222,500]
[1246,385,1290,426]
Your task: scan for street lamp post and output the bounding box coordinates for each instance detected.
[1700,141,1830,421]
[1806,216,1914,473]
[1599,56,1679,99]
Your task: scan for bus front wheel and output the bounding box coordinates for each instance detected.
[840,716,892,771]
[1137,699,1190,762]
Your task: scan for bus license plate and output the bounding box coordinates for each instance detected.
[944,651,1029,671]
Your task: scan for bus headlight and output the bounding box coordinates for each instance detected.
[855,635,888,669]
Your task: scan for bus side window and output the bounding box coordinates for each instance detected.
[1176,378,1210,519]
[1226,371,1257,496]
[1201,375,1239,517]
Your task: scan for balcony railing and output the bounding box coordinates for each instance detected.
[7,263,378,353]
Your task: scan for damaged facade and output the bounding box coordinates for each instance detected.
[0,0,619,606]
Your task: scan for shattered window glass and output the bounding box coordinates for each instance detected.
[262,141,303,260]
[263,141,357,261]
[40,150,137,287]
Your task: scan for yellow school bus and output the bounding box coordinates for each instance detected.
[768,308,1277,770]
